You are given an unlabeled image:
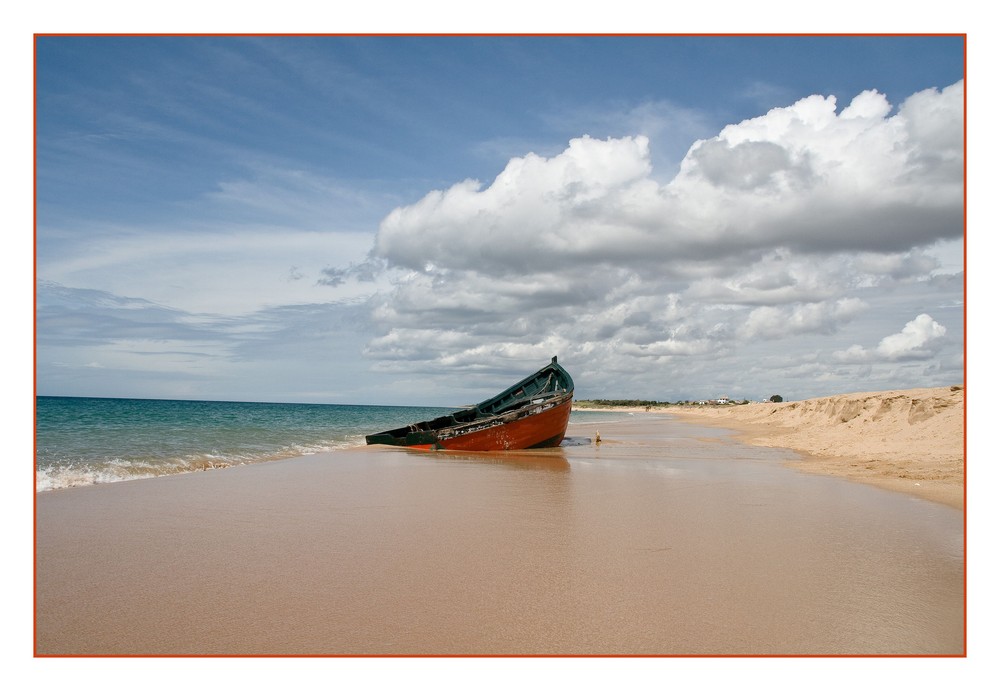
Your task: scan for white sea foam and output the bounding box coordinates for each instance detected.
[35,438,372,492]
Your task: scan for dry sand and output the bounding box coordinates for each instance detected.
[665,386,965,510]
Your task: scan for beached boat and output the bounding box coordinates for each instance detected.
[365,357,574,451]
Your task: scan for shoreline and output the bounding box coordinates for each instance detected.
[37,387,964,508]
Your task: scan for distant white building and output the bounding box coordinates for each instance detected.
[715,396,730,405]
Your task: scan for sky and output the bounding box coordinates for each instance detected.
[34,34,966,406]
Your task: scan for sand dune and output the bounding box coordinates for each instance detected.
[669,386,965,509]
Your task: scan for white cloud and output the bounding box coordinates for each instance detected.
[374,81,962,278]
[357,81,964,400]
[876,313,948,359]
[834,314,948,363]
[739,298,867,340]
[670,82,963,254]
[374,134,656,275]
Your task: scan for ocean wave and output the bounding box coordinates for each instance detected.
[35,437,368,492]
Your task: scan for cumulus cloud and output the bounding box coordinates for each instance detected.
[834,314,948,363]
[372,82,961,280]
[356,81,964,398]
[374,134,655,276]
[875,313,948,359]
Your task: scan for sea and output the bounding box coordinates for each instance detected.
[35,396,632,492]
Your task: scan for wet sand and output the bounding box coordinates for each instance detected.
[35,415,964,656]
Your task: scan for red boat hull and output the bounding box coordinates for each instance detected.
[413,396,573,451]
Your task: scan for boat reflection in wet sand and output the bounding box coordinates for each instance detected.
[365,357,574,451]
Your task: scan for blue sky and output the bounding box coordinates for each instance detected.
[35,35,965,405]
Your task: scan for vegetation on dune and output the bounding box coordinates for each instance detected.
[575,399,672,408]
[576,398,756,408]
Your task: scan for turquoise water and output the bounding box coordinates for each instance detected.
[35,396,633,491]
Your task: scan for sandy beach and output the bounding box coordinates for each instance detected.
[665,386,965,510]
[35,404,965,656]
